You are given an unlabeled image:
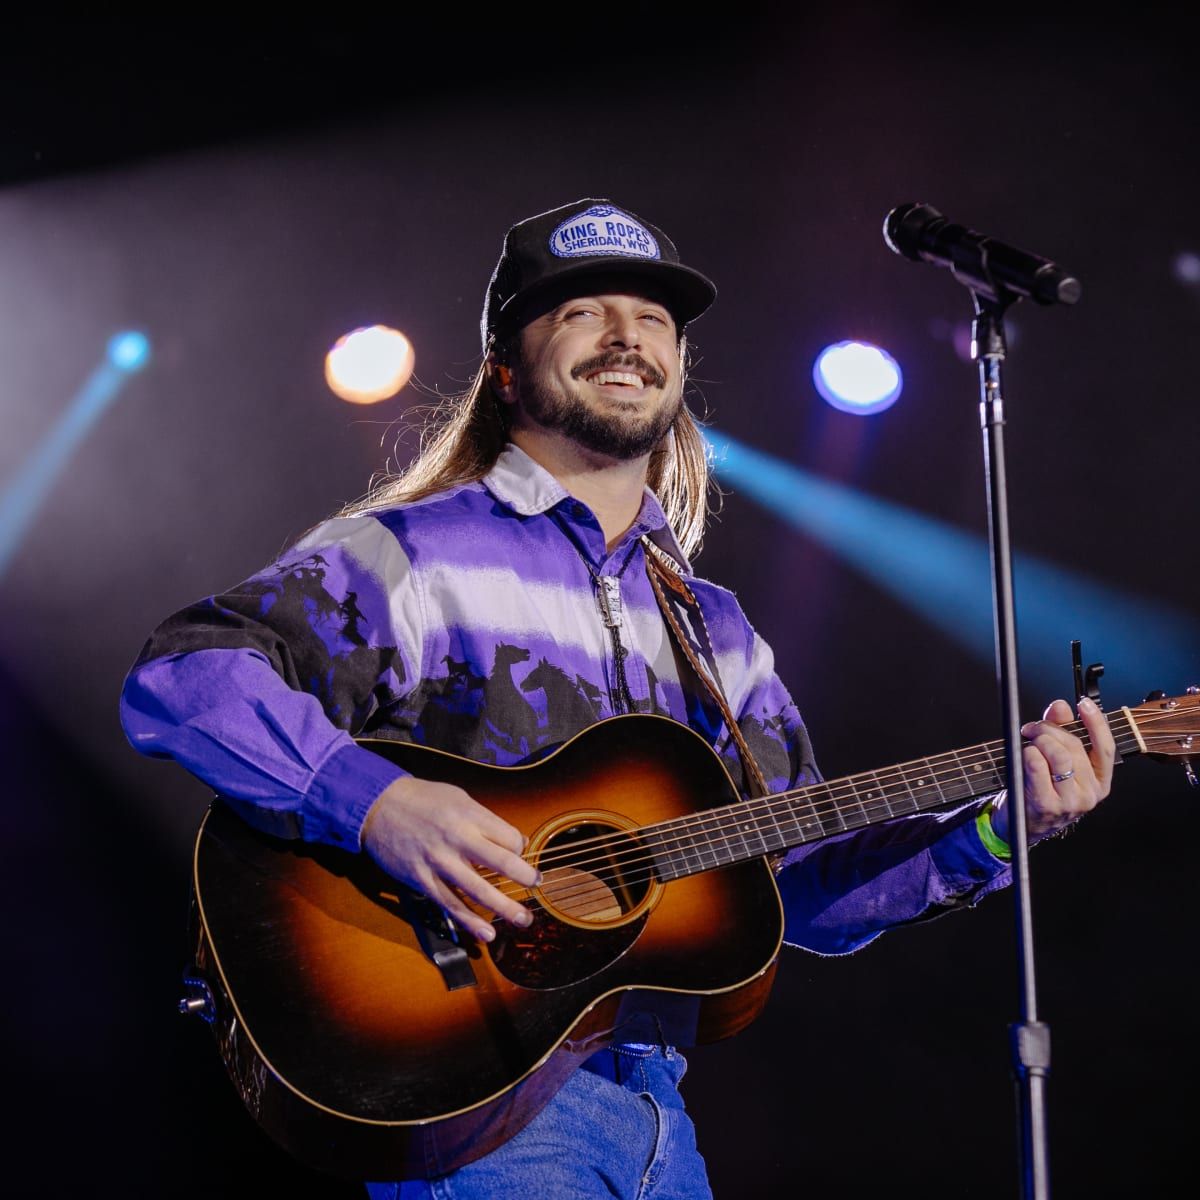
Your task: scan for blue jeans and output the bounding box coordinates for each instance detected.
[365,1045,713,1199]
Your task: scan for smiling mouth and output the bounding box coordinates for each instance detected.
[572,353,665,391]
[585,369,648,390]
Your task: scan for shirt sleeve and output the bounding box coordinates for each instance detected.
[118,514,424,849]
[727,627,1013,956]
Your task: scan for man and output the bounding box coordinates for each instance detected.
[120,198,1113,1198]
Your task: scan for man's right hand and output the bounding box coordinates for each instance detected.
[361,776,539,944]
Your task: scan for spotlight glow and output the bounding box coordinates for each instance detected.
[813,341,902,414]
[107,330,151,372]
[1174,252,1200,285]
[325,325,415,404]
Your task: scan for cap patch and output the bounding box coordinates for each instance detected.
[549,204,661,261]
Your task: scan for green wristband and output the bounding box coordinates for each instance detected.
[976,798,1012,861]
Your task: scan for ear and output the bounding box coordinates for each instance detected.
[486,353,516,401]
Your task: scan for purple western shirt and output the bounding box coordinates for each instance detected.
[120,444,1012,953]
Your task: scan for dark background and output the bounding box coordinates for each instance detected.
[2,11,1196,1197]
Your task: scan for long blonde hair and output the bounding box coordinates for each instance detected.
[338,356,716,560]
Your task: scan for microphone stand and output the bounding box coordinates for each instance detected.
[971,285,1051,1200]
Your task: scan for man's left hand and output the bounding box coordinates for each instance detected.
[990,695,1115,844]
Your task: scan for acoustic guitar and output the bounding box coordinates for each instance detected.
[180,694,1198,1179]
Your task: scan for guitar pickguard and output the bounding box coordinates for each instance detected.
[491,904,648,991]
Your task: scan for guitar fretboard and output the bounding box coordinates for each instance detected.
[644,710,1140,881]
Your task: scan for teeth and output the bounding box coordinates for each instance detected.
[588,370,645,389]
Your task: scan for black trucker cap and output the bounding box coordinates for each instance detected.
[480,198,717,352]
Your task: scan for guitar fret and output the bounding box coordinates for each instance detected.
[905,759,946,809]
[807,785,847,837]
[736,815,771,858]
[761,801,789,853]
[979,742,1004,792]
[856,770,896,826]
[691,812,725,872]
[837,775,873,829]
[955,746,1000,799]
[645,824,697,881]
[727,812,755,862]
[891,764,921,815]
[947,749,975,802]
[1107,711,1141,758]
[772,795,822,846]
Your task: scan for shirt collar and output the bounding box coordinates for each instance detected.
[482,443,693,573]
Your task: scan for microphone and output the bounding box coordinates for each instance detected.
[883,202,1081,306]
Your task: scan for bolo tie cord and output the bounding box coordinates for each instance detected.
[590,538,642,715]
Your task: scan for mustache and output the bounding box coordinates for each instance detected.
[570,352,667,390]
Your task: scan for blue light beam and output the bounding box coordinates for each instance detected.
[0,331,151,577]
[707,431,1199,701]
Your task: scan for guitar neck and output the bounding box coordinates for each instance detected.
[646,708,1142,882]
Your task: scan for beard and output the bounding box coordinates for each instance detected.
[515,350,683,461]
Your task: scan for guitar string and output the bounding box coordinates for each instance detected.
[476,712,1122,884]
[480,737,1018,892]
[471,708,1189,908]
[476,741,1179,919]
[482,713,1178,920]
[477,710,1171,899]
[495,704,1191,885]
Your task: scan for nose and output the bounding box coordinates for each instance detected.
[601,309,641,350]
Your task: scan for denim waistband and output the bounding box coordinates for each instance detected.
[579,1042,677,1087]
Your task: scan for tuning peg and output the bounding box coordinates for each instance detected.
[1145,689,1167,702]
[1185,761,1199,788]
[1188,686,1200,695]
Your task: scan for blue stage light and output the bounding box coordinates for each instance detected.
[107,330,151,372]
[705,430,1199,701]
[2,333,150,576]
[813,341,902,414]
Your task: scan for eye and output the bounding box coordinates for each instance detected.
[563,307,599,320]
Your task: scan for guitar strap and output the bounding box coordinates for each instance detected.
[641,537,771,804]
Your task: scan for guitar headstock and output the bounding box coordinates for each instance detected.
[1126,689,1200,785]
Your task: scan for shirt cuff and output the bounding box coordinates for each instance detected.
[929,799,1014,897]
[302,740,410,850]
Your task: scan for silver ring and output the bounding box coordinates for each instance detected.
[1051,769,1075,783]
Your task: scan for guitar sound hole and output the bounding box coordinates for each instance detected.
[539,821,652,925]
[490,819,654,991]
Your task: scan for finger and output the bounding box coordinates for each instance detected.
[478,842,540,889]
[1020,718,1087,769]
[1042,697,1074,725]
[472,807,529,857]
[1076,695,1116,793]
[455,821,539,887]
[442,856,534,928]
[1023,736,1079,792]
[1022,744,1074,835]
[423,875,498,944]
[1022,742,1058,800]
